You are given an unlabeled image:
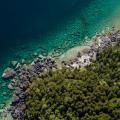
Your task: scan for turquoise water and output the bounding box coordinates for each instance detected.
[0,0,120,110]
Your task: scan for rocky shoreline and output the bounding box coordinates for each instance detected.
[1,28,120,120]
[3,57,58,120]
[60,28,120,69]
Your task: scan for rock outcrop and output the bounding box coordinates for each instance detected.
[2,68,16,79]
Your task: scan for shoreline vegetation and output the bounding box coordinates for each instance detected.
[1,27,120,119]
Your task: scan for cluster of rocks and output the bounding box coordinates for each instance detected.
[2,68,16,80]
[62,29,120,69]
[3,56,57,120]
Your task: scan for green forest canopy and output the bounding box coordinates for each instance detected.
[24,41,120,120]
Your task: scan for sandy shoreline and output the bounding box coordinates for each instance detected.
[59,46,90,61]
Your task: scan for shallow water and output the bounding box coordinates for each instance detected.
[0,0,120,111]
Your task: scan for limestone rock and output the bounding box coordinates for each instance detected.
[2,68,16,79]
[8,84,14,90]
[11,61,18,67]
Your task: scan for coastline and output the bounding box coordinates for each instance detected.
[58,27,120,64]
[1,27,120,120]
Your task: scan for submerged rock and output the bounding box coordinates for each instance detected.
[2,68,16,79]
[8,84,14,90]
[21,59,25,64]
[33,52,38,57]
[10,61,18,68]
[15,63,21,70]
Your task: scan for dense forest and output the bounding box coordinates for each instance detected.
[24,41,120,120]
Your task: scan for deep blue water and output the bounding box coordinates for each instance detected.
[0,0,91,47]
